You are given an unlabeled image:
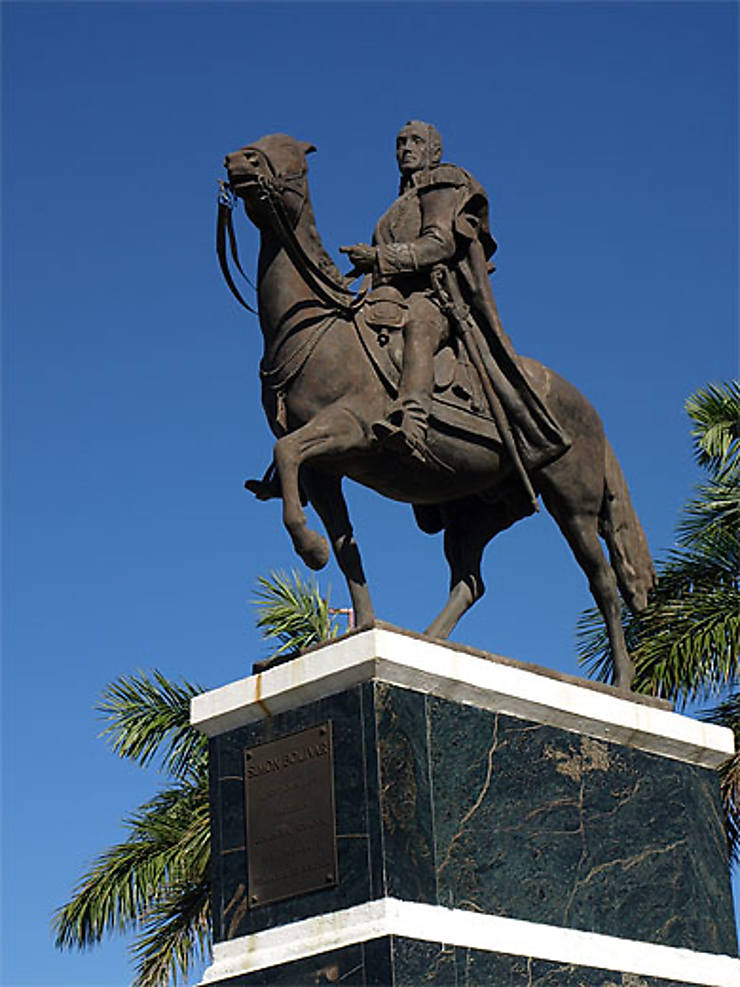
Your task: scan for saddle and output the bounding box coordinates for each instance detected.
[354,290,502,448]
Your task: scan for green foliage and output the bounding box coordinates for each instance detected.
[252,568,338,657]
[703,690,740,863]
[685,380,740,475]
[52,672,210,986]
[579,380,739,703]
[53,571,338,986]
[578,380,739,859]
[98,669,207,781]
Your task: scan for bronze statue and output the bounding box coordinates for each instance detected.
[219,125,655,690]
[340,121,568,495]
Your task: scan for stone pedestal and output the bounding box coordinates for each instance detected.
[191,624,739,986]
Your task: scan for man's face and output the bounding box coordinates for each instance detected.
[396,124,428,176]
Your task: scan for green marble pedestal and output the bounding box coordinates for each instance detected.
[191,624,739,986]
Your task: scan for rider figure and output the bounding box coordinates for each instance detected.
[341,120,569,473]
[341,120,462,459]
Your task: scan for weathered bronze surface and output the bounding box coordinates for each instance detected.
[245,723,338,908]
[219,124,656,692]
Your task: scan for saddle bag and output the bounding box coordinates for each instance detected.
[363,285,408,331]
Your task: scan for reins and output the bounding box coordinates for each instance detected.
[217,147,367,317]
[216,183,258,314]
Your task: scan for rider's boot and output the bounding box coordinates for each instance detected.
[244,461,281,500]
[373,393,430,462]
[373,313,437,462]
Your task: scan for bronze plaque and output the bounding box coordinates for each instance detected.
[244,722,337,908]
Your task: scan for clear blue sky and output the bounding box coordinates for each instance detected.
[2,2,737,984]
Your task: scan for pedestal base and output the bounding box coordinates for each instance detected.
[192,625,739,986]
[202,900,738,986]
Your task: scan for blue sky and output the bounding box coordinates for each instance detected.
[2,2,737,984]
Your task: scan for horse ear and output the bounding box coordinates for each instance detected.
[300,141,317,156]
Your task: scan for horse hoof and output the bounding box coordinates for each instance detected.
[300,532,330,571]
[613,663,635,693]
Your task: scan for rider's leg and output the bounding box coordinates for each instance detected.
[374,295,448,458]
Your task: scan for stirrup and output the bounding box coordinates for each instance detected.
[381,423,428,463]
[372,398,429,463]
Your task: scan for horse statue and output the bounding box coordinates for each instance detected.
[219,133,654,691]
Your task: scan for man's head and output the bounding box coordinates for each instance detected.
[396,121,442,177]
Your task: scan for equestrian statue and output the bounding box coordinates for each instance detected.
[218,122,654,690]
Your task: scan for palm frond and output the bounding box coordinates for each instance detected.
[685,380,740,476]
[132,879,211,987]
[97,670,206,781]
[53,776,209,952]
[677,478,740,553]
[578,549,739,703]
[702,691,740,863]
[704,691,740,736]
[252,569,337,657]
[631,590,738,703]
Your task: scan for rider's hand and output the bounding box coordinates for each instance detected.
[339,243,377,272]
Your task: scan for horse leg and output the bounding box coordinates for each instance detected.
[425,486,535,640]
[425,499,493,640]
[545,503,634,691]
[302,470,375,628]
[272,406,368,570]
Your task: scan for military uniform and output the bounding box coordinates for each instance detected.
[368,161,569,472]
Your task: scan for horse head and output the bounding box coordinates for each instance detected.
[224,134,316,229]
[222,134,356,314]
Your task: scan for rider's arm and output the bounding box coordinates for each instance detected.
[376,183,459,276]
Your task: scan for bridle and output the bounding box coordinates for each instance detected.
[217,145,366,316]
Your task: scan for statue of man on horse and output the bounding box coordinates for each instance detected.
[219,126,654,690]
[340,120,570,506]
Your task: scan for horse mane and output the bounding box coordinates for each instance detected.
[299,192,351,290]
[250,133,352,293]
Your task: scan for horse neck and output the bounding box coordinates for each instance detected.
[256,187,339,340]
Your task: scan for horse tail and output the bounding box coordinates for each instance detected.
[599,440,656,612]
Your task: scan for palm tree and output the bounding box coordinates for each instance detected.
[579,381,739,857]
[52,570,337,987]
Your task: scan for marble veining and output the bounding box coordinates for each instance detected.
[426,693,736,953]
[207,680,736,961]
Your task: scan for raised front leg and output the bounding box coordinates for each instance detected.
[272,406,369,570]
[302,470,375,628]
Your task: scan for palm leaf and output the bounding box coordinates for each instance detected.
[685,380,740,476]
[97,669,206,781]
[132,878,211,987]
[252,569,337,657]
[677,477,740,552]
[579,560,738,704]
[52,776,209,954]
[702,691,740,863]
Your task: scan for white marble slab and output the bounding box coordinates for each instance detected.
[191,627,734,768]
[199,897,740,985]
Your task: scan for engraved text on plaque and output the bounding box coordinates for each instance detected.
[244,722,337,907]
